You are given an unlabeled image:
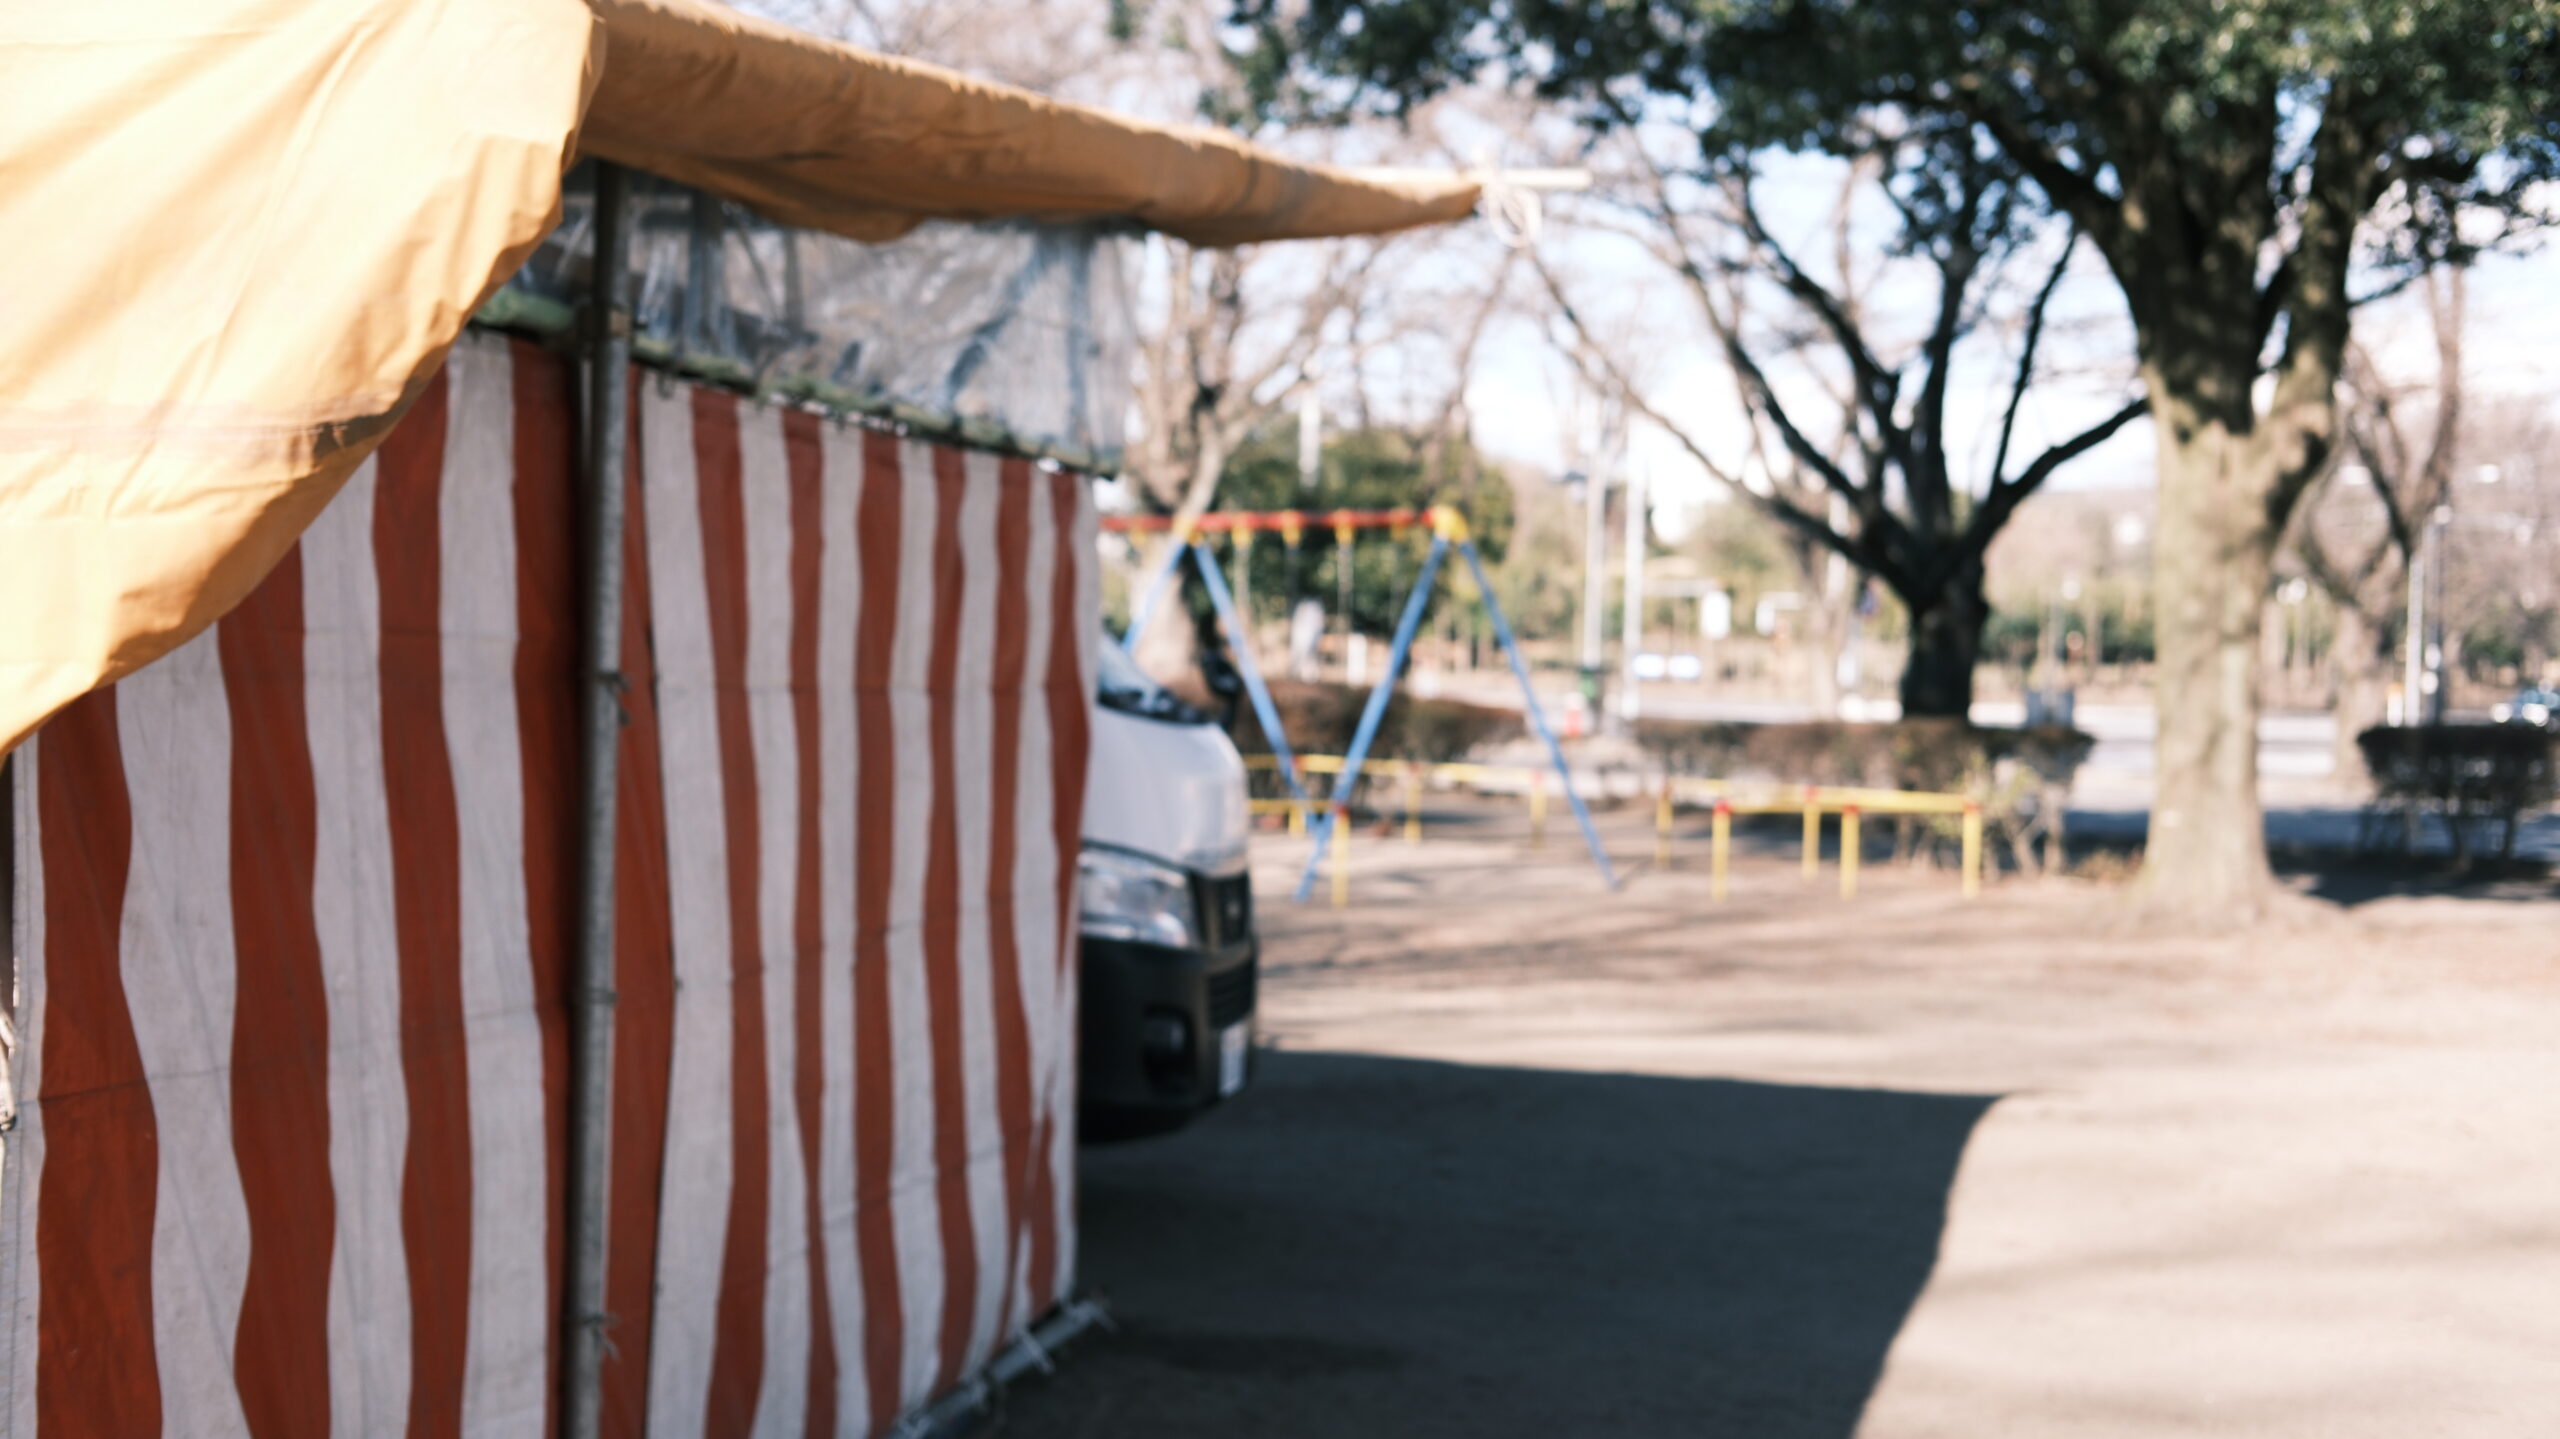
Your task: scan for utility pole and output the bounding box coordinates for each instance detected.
[1579,468,1608,716]
[1297,382,1321,492]
[2426,504,2452,723]
[1619,456,1649,726]
[2403,532,2426,726]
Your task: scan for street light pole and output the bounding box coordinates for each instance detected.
[2404,531,2426,726]
[2426,504,2451,723]
[1580,467,1608,711]
[1619,457,1648,726]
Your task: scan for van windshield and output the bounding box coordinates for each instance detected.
[1096,634,1212,725]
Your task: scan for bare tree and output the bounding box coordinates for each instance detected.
[2295,265,2466,774]
[751,0,1520,682]
[1540,122,2147,717]
[749,0,1128,93]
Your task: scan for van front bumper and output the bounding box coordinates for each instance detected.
[1077,932,1256,1140]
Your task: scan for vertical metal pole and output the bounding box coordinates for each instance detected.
[1621,459,1648,727]
[1580,470,1607,720]
[1191,540,1310,818]
[2425,506,2450,725]
[561,161,632,1439]
[1299,384,1322,492]
[2402,540,2424,725]
[2401,534,2427,849]
[1839,805,1862,901]
[1294,538,1448,901]
[1457,537,1617,888]
[1335,522,1356,668]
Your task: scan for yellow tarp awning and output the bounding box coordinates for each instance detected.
[0,0,1480,758]
[582,0,1483,246]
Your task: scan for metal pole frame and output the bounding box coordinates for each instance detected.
[561,160,632,1439]
[1293,536,1449,901]
[1457,537,1617,888]
[1189,541,1313,821]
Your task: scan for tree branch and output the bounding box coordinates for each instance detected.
[1989,228,2079,491]
[1942,395,2148,584]
[1938,82,2123,263]
[1533,254,1899,585]
[1727,172,1905,438]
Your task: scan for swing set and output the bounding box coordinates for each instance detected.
[1105,504,1618,900]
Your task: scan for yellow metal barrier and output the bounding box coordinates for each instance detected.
[1801,791,1821,882]
[1244,753,1985,901]
[1330,802,1351,909]
[1710,799,1731,902]
[1961,802,1982,899]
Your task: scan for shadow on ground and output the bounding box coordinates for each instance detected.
[987,1051,1996,1439]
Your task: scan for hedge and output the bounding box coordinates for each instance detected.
[1230,681,1520,766]
[1635,717,2093,792]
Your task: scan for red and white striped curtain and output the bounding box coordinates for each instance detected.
[1,330,1098,1438]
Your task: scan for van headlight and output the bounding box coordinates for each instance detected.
[1078,847,1196,948]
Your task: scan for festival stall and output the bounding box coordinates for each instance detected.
[0,2,1477,1435]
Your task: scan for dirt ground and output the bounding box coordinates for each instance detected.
[984,805,2560,1438]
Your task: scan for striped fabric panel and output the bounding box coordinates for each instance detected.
[0,331,1094,1439]
[626,388,1093,1437]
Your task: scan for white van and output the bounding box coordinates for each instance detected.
[1076,638,1258,1139]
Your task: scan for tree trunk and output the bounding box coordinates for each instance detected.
[2137,422,2279,922]
[1899,575,1987,720]
[1131,534,1201,688]
[2329,604,2393,786]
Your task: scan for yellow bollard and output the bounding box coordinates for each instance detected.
[1961,801,1982,898]
[1710,798,1731,902]
[1529,770,1548,848]
[1655,780,1674,869]
[1331,803,1351,909]
[1839,804,1861,901]
[1404,762,1423,846]
[1288,799,1306,838]
[1801,789,1821,881]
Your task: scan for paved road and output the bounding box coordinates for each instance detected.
[1423,673,2347,794]
[1420,675,2560,861]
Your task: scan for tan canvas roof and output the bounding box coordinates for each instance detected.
[582,0,1484,246]
[0,0,1480,758]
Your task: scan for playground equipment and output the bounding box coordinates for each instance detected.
[1107,504,1617,897]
